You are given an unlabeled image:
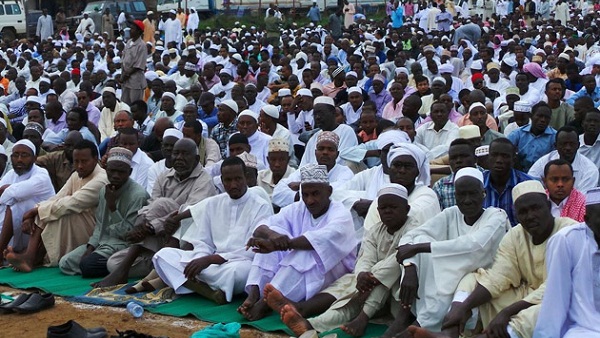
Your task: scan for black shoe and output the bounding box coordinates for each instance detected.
[47,320,107,338]
[0,293,32,314]
[13,292,55,314]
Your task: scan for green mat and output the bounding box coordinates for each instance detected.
[0,267,387,337]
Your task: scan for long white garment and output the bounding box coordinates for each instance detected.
[186,12,199,32]
[300,124,358,167]
[364,184,441,232]
[246,130,272,169]
[131,149,155,190]
[533,223,600,338]
[76,18,95,37]
[398,207,511,331]
[0,165,55,252]
[146,159,168,195]
[334,165,390,205]
[414,121,460,156]
[245,200,357,302]
[36,15,54,40]
[554,2,570,25]
[272,163,354,208]
[153,188,273,301]
[528,150,599,193]
[164,18,182,45]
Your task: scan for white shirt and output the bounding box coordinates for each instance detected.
[131,149,155,189]
[415,120,459,156]
[340,102,363,125]
[300,124,358,167]
[246,130,272,168]
[528,150,599,193]
[146,159,168,195]
[578,133,600,168]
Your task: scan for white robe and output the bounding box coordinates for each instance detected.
[0,165,55,252]
[246,200,357,302]
[164,18,182,45]
[533,223,600,338]
[131,149,155,190]
[300,124,358,167]
[186,12,199,33]
[398,206,511,331]
[554,2,570,25]
[36,15,54,40]
[153,188,273,301]
[146,159,168,195]
[246,130,272,169]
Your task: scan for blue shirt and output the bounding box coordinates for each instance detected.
[391,6,404,28]
[199,107,219,129]
[483,169,535,227]
[507,124,556,172]
[566,86,600,107]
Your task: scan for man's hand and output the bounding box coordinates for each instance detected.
[126,224,152,243]
[304,122,313,131]
[484,311,511,338]
[217,91,226,98]
[269,232,290,251]
[183,256,212,279]
[22,207,39,223]
[288,182,301,191]
[352,199,372,218]
[21,218,35,235]
[104,184,118,212]
[396,244,424,264]
[246,237,278,253]
[163,211,180,235]
[79,245,95,264]
[356,271,380,293]
[400,265,419,309]
[442,301,472,334]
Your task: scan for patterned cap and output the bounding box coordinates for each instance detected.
[184,62,196,71]
[316,131,340,148]
[24,122,44,137]
[300,164,329,184]
[107,147,133,166]
[514,101,532,113]
[268,138,289,153]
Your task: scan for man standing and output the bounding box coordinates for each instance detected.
[143,11,155,44]
[121,20,147,105]
[36,9,54,41]
[239,164,357,321]
[76,12,95,38]
[59,147,149,278]
[164,10,182,47]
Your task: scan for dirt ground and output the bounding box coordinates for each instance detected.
[0,286,287,338]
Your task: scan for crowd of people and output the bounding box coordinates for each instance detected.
[1,0,600,337]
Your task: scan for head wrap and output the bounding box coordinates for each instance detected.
[24,122,44,137]
[102,87,116,95]
[468,102,487,114]
[14,139,36,156]
[512,180,547,203]
[268,138,289,152]
[376,130,410,150]
[161,92,176,101]
[163,128,183,140]
[523,62,548,79]
[454,167,484,184]
[107,147,133,166]
[316,131,340,148]
[439,63,454,74]
[300,164,329,184]
[387,143,430,186]
[377,183,408,200]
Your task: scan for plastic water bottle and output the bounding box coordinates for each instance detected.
[126,301,144,318]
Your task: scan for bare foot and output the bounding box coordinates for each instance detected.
[280,304,312,336]
[5,247,33,273]
[238,286,260,317]
[91,270,128,288]
[264,283,294,314]
[381,307,414,338]
[408,326,450,338]
[341,311,370,337]
[243,299,271,321]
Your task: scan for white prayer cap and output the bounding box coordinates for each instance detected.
[475,145,489,158]
[310,82,324,92]
[238,109,259,122]
[232,53,243,62]
[313,96,335,107]
[471,60,484,70]
[297,88,313,97]
[107,147,133,166]
[376,129,410,150]
[0,144,6,157]
[347,86,361,95]
[459,125,481,139]
[395,67,409,76]
[454,167,484,185]
[513,101,532,113]
[377,183,408,200]
[278,88,292,97]
[439,63,454,74]
[268,138,289,153]
[40,77,51,84]
[237,151,258,169]
[345,71,358,78]
[102,87,116,95]
[295,51,308,62]
[25,96,43,105]
[14,139,36,156]
[261,105,279,119]
[387,143,430,186]
[184,62,196,71]
[219,99,238,114]
[300,164,329,184]
[169,9,177,14]
[161,92,176,101]
[432,77,446,85]
[558,53,570,61]
[585,187,600,205]
[219,68,233,77]
[512,180,547,204]
[316,131,340,148]
[468,102,487,114]
[145,71,159,82]
[502,57,517,68]
[163,128,183,140]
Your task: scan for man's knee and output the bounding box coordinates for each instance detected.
[79,253,108,278]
